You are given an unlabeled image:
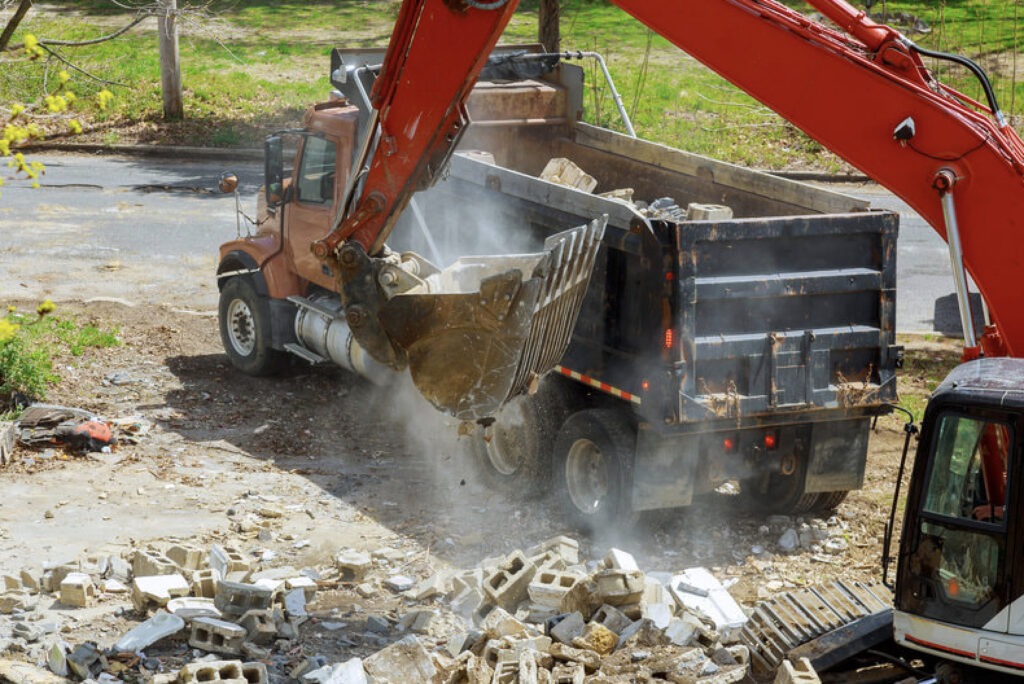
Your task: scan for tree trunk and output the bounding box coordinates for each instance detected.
[538,0,559,53]
[0,0,33,53]
[158,0,183,120]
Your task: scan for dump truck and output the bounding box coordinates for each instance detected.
[217,47,899,528]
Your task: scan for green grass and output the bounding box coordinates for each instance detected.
[3,1,1024,166]
[0,306,120,409]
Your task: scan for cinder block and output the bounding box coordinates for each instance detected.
[166,543,205,572]
[483,550,536,611]
[594,570,644,606]
[210,545,251,579]
[362,635,436,681]
[686,203,734,221]
[492,659,519,684]
[590,604,633,635]
[60,572,96,608]
[239,609,277,645]
[480,607,530,639]
[189,616,247,655]
[192,568,221,598]
[133,549,177,578]
[215,580,274,618]
[528,570,582,608]
[178,659,267,684]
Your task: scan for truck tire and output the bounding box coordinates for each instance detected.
[470,375,575,499]
[812,490,849,513]
[742,462,818,515]
[554,409,638,531]
[219,276,287,376]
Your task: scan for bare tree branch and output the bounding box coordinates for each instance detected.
[39,43,128,87]
[4,13,148,52]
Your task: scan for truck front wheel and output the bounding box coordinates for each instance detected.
[219,277,287,376]
[554,409,637,531]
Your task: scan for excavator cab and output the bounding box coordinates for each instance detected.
[894,358,1024,673]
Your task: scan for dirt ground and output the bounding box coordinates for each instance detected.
[0,294,963,679]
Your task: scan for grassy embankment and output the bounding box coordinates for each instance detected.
[3,1,1023,169]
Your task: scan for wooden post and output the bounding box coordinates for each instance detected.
[0,0,34,54]
[538,0,559,53]
[158,0,183,120]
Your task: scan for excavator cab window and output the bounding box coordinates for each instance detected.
[295,135,336,205]
[905,411,1012,629]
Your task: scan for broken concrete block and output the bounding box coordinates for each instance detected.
[107,556,131,583]
[528,570,582,608]
[540,158,597,193]
[43,563,78,592]
[334,550,372,581]
[214,580,274,618]
[191,568,221,598]
[571,622,617,655]
[66,642,101,680]
[550,661,585,684]
[166,596,221,621]
[450,584,485,623]
[0,589,37,614]
[59,573,96,608]
[286,576,317,601]
[362,635,436,683]
[483,550,536,611]
[189,616,247,655]
[0,420,15,466]
[102,578,130,594]
[685,203,734,221]
[595,570,645,606]
[604,548,640,572]
[664,614,704,647]
[113,610,185,652]
[548,642,602,672]
[302,658,367,684]
[590,603,633,635]
[131,574,190,612]
[774,657,820,684]
[669,568,747,640]
[132,549,177,578]
[548,612,585,645]
[398,609,437,635]
[384,575,415,593]
[480,607,531,639]
[166,543,205,572]
[239,610,277,645]
[19,570,39,593]
[284,587,307,618]
[178,659,265,684]
[642,602,673,630]
[408,572,448,600]
[3,575,20,591]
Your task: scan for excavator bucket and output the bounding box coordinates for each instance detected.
[379,218,606,419]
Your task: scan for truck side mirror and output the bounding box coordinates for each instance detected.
[265,135,285,207]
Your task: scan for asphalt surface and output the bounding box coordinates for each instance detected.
[1,152,953,331]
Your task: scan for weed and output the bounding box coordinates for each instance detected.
[0,303,120,409]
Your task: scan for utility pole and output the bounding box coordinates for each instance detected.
[539,0,559,53]
[158,0,183,120]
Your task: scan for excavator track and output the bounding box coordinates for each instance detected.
[738,581,893,676]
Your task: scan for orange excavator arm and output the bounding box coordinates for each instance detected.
[315,0,1024,416]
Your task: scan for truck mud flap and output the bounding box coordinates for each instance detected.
[380,218,606,419]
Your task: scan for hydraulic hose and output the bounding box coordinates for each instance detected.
[906,40,1007,129]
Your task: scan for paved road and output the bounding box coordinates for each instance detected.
[1,153,954,331]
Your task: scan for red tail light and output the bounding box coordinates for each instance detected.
[723,436,737,452]
[764,431,778,450]
[664,328,674,349]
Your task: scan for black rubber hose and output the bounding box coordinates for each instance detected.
[910,41,1005,125]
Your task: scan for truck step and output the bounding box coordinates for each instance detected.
[283,343,326,365]
[737,580,892,676]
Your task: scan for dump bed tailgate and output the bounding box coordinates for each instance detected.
[678,210,899,422]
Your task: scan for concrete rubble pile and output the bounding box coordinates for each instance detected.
[0,532,810,683]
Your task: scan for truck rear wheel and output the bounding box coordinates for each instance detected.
[470,375,575,499]
[742,463,818,515]
[219,277,287,376]
[554,409,637,531]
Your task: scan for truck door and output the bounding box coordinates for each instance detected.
[901,410,1015,633]
[285,134,339,290]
